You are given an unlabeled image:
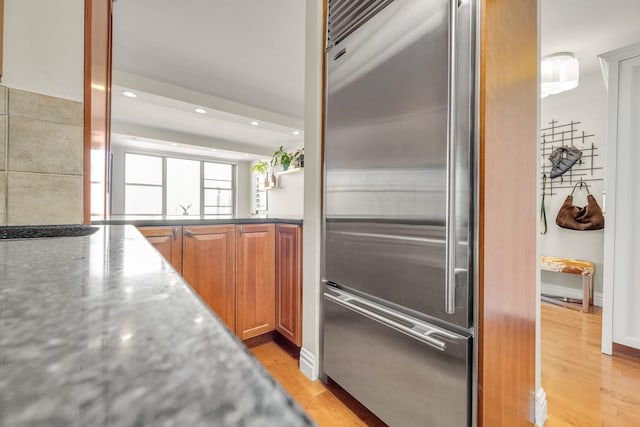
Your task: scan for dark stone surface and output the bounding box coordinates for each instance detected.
[0,225,314,427]
[0,225,100,240]
[93,216,303,227]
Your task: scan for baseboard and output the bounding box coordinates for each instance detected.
[541,282,603,307]
[613,342,640,360]
[242,331,276,348]
[535,387,548,426]
[273,333,301,359]
[299,347,318,381]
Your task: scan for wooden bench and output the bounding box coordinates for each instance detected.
[540,256,595,313]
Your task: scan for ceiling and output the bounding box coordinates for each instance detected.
[113,0,305,119]
[542,0,640,76]
[110,0,640,158]
[111,82,303,158]
[111,0,306,158]
[110,133,263,162]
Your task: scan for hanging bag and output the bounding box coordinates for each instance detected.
[555,181,605,230]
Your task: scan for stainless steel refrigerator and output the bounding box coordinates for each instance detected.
[322,0,476,426]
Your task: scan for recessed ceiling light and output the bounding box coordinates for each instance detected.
[293,130,301,135]
[170,143,179,146]
[194,108,207,114]
[122,91,137,98]
[210,149,217,152]
[250,121,260,126]
[244,153,249,156]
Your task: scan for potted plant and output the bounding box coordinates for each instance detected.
[292,148,304,168]
[271,145,293,171]
[250,160,270,187]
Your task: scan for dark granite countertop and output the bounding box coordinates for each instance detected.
[93,216,303,227]
[0,225,313,426]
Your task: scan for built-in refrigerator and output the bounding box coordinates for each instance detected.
[322,0,476,426]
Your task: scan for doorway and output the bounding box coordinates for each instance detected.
[539,1,640,425]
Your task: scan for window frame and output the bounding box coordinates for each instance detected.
[121,151,236,217]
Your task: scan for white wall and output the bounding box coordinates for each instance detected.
[3,0,84,101]
[249,163,304,218]
[539,71,607,299]
[268,170,304,217]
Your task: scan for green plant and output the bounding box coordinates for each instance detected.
[292,148,304,168]
[271,145,293,170]
[250,160,269,175]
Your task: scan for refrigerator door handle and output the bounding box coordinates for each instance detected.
[445,0,459,315]
[324,289,464,352]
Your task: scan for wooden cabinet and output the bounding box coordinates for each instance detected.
[275,224,302,346]
[138,226,183,274]
[138,222,301,343]
[236,224,275,340]
[182,225,236,332]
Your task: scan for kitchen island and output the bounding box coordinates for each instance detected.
[0,225,313,426]
[93,217,304,346]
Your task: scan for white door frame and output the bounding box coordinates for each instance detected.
[599,42,640,354]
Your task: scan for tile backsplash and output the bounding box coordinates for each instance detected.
[0,87,83,225]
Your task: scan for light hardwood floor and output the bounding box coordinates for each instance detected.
[251,305,640,427]
[250,339,385,426]
[542,302,640,427]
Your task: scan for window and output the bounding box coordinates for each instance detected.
[90,149,107,217]
[203,162,233,216]
[167,158,200,216]
[123,153,235,217]
[125,154,163,215]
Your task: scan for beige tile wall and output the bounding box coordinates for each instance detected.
[0,87,83,225]
[0,86,7,225]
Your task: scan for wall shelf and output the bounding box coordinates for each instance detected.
[259,184,280,191]
[276,167,303,176]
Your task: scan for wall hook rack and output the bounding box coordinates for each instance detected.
[540,119,603,197]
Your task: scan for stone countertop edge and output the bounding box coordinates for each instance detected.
[93,217,304,227]
[0,225,314,427]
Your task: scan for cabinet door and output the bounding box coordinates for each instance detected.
[236,224,275,340]
[138,226,183,274]
[183,225,236,332]
[275,224,302,346]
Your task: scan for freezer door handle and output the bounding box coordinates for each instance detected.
[324,289,465,352]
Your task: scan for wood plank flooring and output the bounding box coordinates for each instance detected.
[542,303,640,427]
[250,340,386,426]
[251,305,640,426]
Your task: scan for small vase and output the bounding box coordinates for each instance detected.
[282,163,290,171]
[270,172,277,188]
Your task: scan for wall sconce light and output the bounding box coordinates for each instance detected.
[541,52,579,98]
